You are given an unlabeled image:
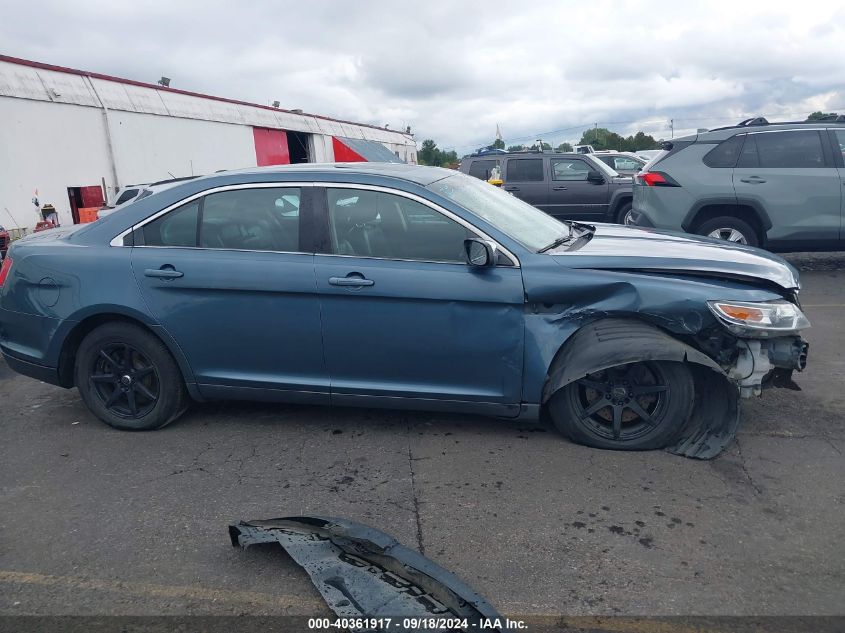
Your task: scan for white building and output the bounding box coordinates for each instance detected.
[0,55,417,230]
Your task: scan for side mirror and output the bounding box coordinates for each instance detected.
[587,170,605,184]
[464,238,497,267]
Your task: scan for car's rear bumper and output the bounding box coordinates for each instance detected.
[0,349,62,386]
[629,209,655,228]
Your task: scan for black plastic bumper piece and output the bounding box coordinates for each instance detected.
[1,351,62,386]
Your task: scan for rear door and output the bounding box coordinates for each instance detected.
[546,157,609,220]
[733,129,840,248]
[503,157,548,209]
[830,129,845,244]
[130,184,328,401]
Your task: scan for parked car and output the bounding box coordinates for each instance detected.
[592,152,647,175]
[635,149,662,162]
[631,117,845,250]
[0,226,9,260]
[460,151,635,224]
[98,177,198,219]
[0,165,810,458]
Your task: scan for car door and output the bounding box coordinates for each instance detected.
[130,184,329,402]
[830,129,845,244]
[733,129,841,249]
[314,185,525,414]
[546,157,610,220]
[503,157,548,210]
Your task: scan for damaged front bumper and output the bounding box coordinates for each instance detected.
[230,516,502,632]
[727,336,809,398]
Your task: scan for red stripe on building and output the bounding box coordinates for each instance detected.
[332,137,367,162]
[253,128,290,166]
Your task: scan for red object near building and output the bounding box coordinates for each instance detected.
[253,128,291,166]
[332,137,367,162]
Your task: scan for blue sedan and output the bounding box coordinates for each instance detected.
[0,164,810,457]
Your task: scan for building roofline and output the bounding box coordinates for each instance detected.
[0,54,413,139]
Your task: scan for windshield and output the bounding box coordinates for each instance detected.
[427,173,569,251]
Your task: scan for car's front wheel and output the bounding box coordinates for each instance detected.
[74,322,188,430]
[695,216,759,247]
[549,361,694,451]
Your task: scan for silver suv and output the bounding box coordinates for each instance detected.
[631,117,845,251]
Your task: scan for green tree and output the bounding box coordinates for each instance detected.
[807,111,840,120]
[492,138,505,149]
[577,128,659,151]
[416,139,458,167]
[556,142,573,152]
[529,142,552,151]
[507,144,524,152]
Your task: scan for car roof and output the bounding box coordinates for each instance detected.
[466,152,596,159]
[213,162,453,187]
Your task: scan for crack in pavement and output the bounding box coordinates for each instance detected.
[406,417,426,555]
[735,436,763,496]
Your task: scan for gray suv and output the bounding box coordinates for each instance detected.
[460,152,634,223]
[631,117,845,251]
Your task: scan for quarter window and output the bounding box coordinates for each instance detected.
[832,130,845,164]
[326,188,473,263]
[703,135,745,168]
[738,131,826,168]
[551,159,590,181]
[115,189,139,205]
[506,158,544,182]
[468,160,497,180]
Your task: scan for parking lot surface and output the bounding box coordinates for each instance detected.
[0,253,842,618]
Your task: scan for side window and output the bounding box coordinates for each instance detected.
[551,159,590,181]
[614,157,642,171]
[506,158,544,182]
[834,130,845,164]
[200,188,300,251]
[142,200,200,247]
[745,131,826,168]
[326,188,473,263]
[703,135,745,168]
[468,160,497,180]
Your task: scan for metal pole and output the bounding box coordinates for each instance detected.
[84,75,120,199]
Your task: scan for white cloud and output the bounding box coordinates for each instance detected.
[2,0,844,154]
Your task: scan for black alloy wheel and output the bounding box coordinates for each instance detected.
[549,360,694,451]
[90,343,160,419]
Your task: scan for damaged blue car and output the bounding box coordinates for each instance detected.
[0,164,809,458]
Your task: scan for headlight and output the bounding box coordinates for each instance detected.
[707,300,810,337]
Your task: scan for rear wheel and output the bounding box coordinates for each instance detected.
[695,216,759,247]
[549,361,693,451]
[74,322,188,430]
[616,202,634,225]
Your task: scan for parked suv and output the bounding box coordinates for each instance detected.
[460,152,634,223]
[632,117,845,251]
[0,226,9,260]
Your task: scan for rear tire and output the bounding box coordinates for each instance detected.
[616,202,634,225]
[74,322,188,431]
[549,361,694,451]
[695,216,759,247]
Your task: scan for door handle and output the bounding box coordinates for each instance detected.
[144,267,184,279]
[329,276,374,287]
[739,176,767,184]
[504,186,520,191]
[552,186,568,190]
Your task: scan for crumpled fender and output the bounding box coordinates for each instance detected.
[230,516,503,629]
[542,318,740,459]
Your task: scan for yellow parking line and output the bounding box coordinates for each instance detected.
[0,569,325,611]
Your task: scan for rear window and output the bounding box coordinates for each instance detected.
[506,158,544,182]
[703,135,745,168]
[468,160,497,180]
[115,188,139,205]
[738,130,826,168]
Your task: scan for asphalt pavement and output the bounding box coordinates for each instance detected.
[0,253,842,621]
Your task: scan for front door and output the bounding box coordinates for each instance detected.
[314,186,525,414]
[733,129,841,249]
[130,185,328,402]
[546,157,610,220]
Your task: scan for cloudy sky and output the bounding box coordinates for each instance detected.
[3,0,844,153]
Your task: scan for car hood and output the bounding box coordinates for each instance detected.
[549,223,800,290]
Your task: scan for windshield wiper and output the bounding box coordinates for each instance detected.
[538,233,575,253]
